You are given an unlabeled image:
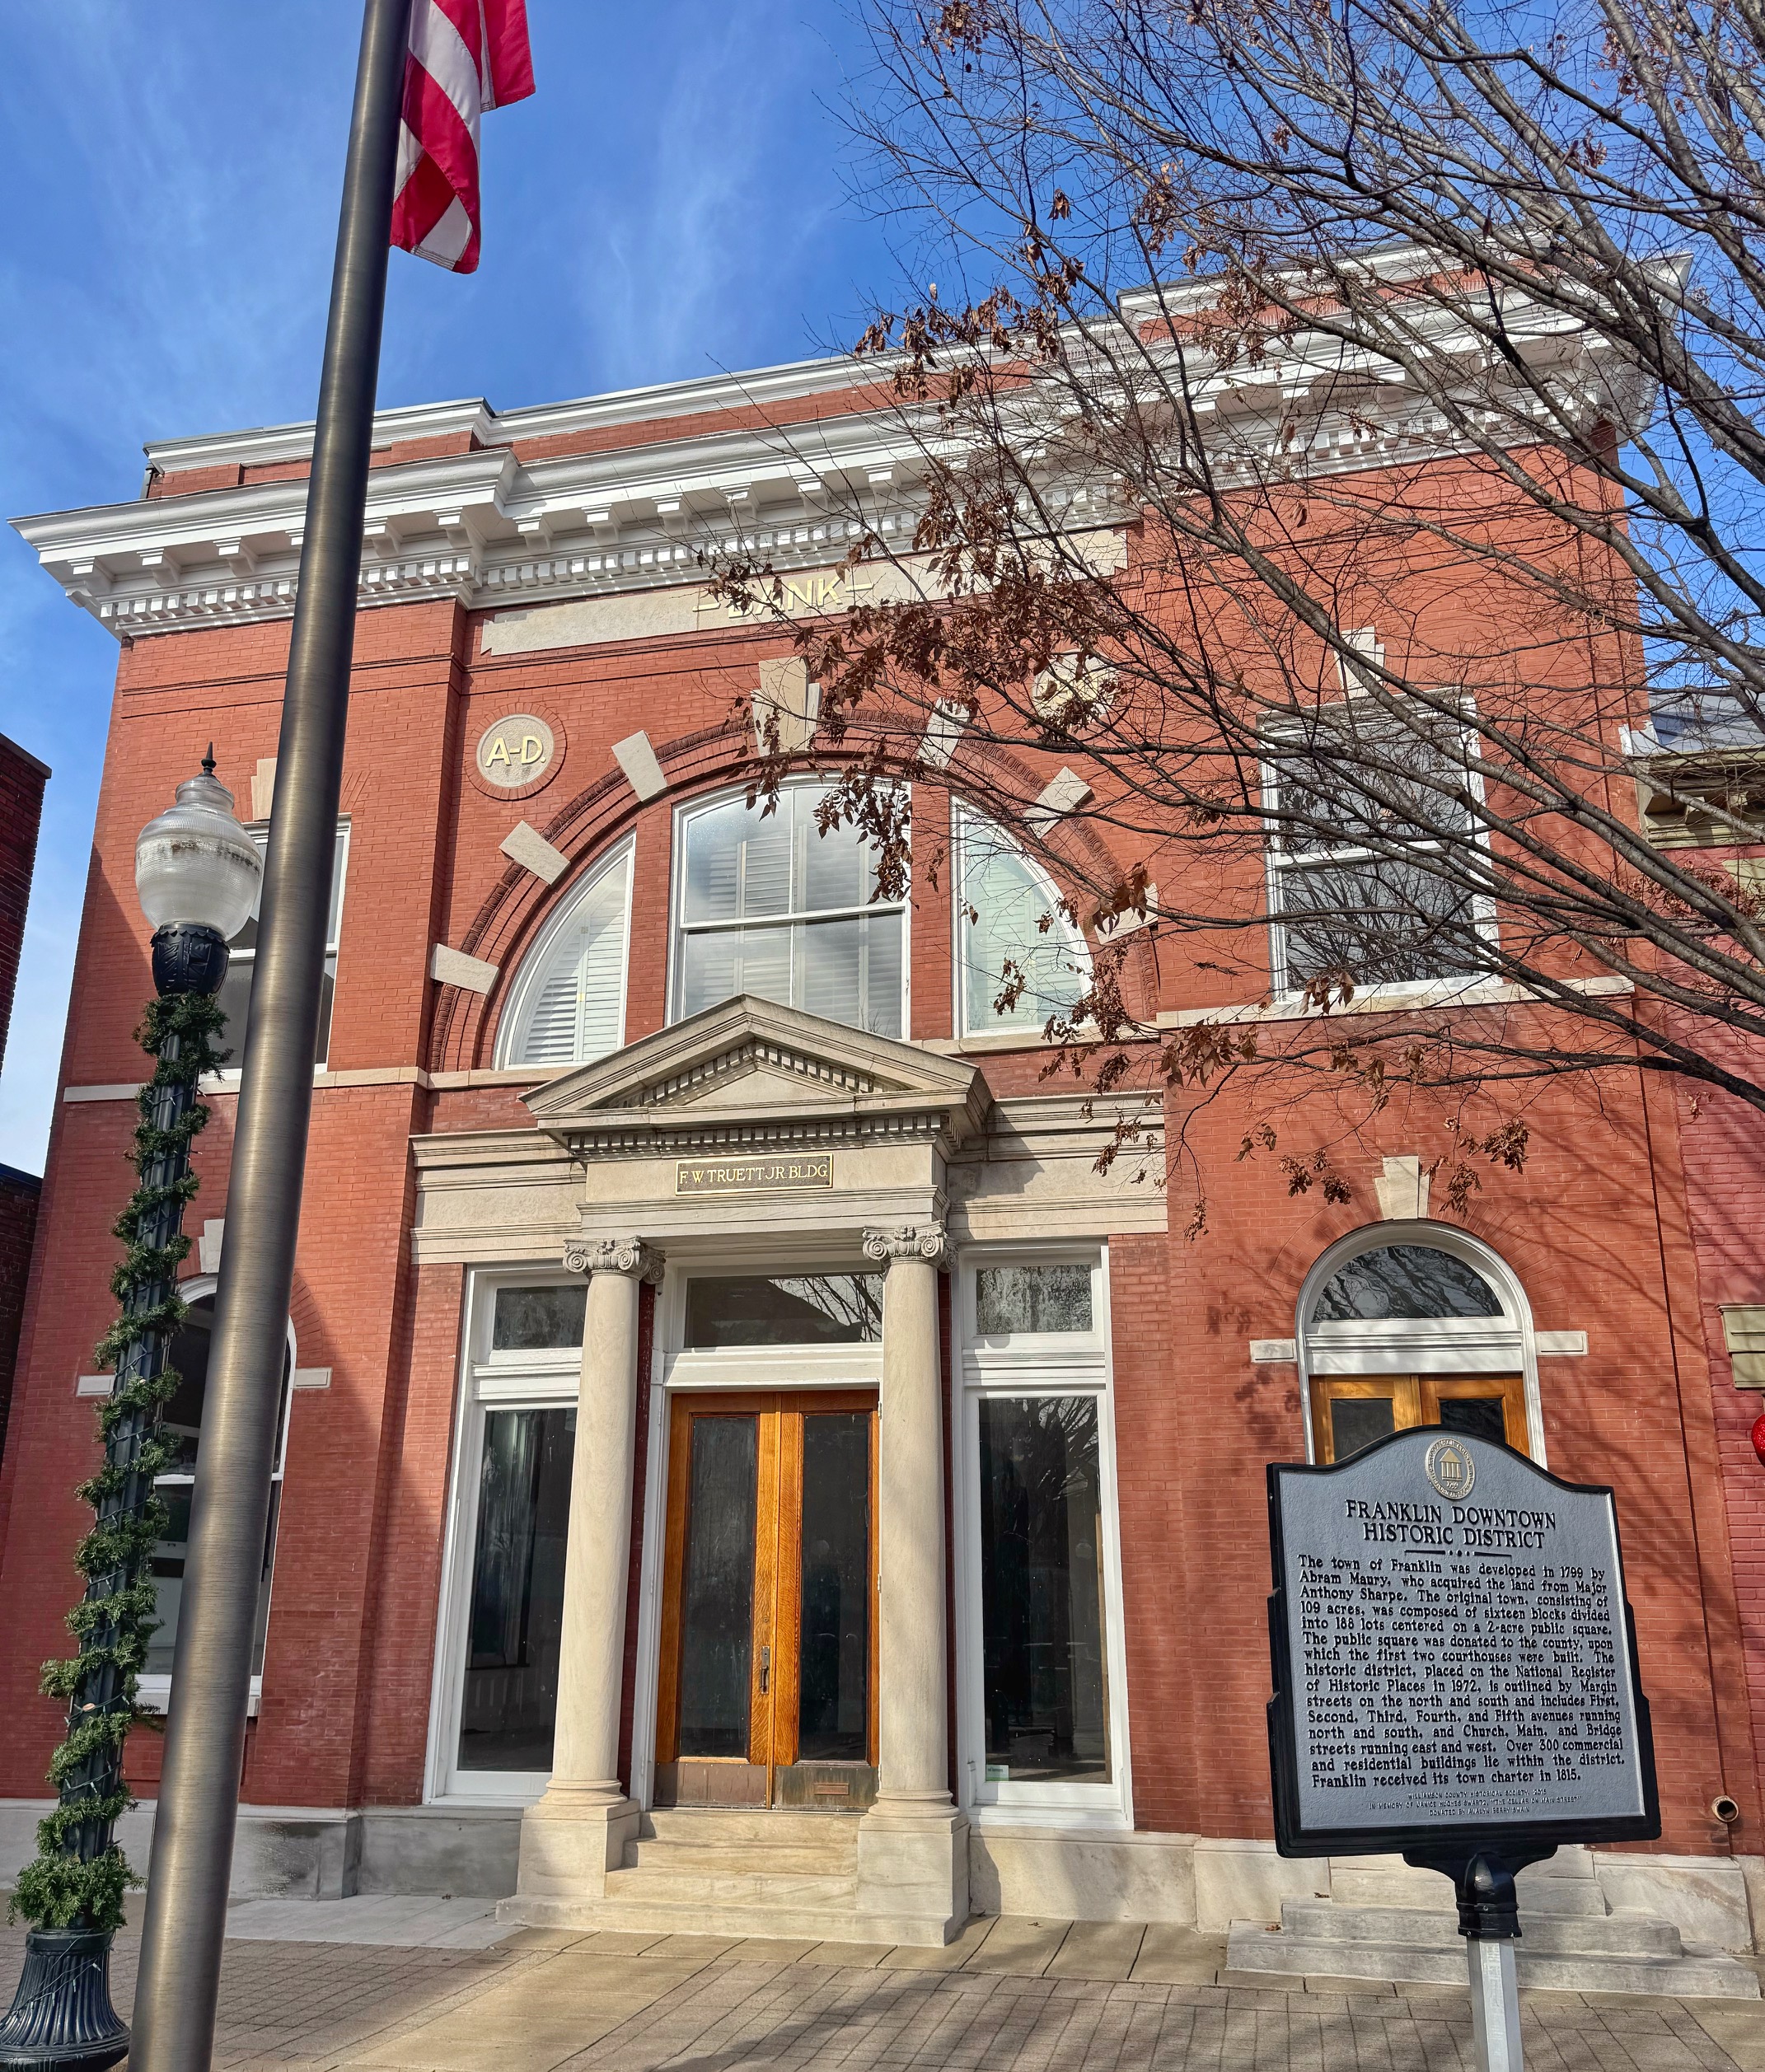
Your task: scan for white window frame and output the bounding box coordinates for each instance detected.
[425,1267,586,1807]
[1262,707,1496,1001]
[953,1243,1134,1830]
[494,835,635,1069]
[1295,1222,1547,1464]
[952,800,1092,1041]
[666,780,911,1034]
[216,820,350,1077]
[135,1275,293,1718]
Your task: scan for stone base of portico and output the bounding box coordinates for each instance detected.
[496,1801,970,1946]
[855,1804,971,1945]
[505,1784,642,1920]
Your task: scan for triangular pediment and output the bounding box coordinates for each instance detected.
[523,994,986,1143]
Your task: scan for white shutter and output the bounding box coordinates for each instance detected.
[958,808,1087,1032]
[506,849,632,1067]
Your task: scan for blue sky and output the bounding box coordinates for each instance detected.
[0,1,901,1173]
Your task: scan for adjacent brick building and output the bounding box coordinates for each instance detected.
[1,311,1760,1986]
[0,731,49,1466]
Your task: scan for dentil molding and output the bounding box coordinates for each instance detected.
[12,273,1641,644]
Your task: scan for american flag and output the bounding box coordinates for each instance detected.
[391,0,535,274]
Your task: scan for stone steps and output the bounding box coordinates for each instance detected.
[1327,1850,1606,1917]
[527,1808,893,1945]
[643,1810,862,1847]
[1226,1883,1761,2000]
[603,1864,858,1908]
[1227,1925,1759,1999]
[1279,1899,1681,1957]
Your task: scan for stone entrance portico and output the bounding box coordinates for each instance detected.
[420,995,1014,1945]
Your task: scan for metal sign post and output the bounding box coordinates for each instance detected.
[1264,1429,1660,2072]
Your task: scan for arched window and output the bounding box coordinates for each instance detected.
[954,802,1090,1037]
[671,783,906,1036]
[1299,1231,1535,1463]
[497,840,634,1069]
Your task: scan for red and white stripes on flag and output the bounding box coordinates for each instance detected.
[391,0,535,275]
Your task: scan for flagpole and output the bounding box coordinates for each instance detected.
[129,4,408,2067]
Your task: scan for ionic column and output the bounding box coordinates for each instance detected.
[856,1223,966,1940]
[513,1236,662,1923]
[863,1222,956,1817]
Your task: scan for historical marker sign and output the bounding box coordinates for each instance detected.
[1267,1429,1659,1857]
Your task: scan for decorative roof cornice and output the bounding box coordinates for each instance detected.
[14,254,1649,643]
[13,403,984,641]
[138,350,897,475]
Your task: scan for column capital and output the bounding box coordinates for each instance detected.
[862,1223,949,1270]
[564,1237,666,1284]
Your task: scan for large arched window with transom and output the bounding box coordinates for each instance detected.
[1299,1231,1537,1462]
[671,783,906,1036]
[496,839,634,1069]
[954,802,1090,1037]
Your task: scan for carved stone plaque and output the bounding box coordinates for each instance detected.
[1266,1429,1659,1856]
[675,1153,833,1195]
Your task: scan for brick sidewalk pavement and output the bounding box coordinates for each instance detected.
[2,1920,1760,2071]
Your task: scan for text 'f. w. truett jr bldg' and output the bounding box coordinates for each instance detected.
[5,306,1765,1994]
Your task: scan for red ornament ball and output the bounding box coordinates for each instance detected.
[1753,1411,1765,1467]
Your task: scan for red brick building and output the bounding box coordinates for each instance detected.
[0,729,49,1467]
[1,339,1759,1989]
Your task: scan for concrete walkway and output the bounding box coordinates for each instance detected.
[2,1914,1760,2070]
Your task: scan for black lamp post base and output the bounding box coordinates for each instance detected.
[0,1928,129,2072]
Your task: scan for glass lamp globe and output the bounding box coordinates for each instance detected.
[135,751,263,942]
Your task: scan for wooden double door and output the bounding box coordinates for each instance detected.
[654,1391,878,1809]
[1309,1371,1528,1463]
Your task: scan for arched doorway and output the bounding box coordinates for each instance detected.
[1295,1224,1543,1464]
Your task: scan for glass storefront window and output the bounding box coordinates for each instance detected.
[976,1395,1110,1784]
[457,1406,575,1772]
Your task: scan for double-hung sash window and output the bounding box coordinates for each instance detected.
[672,784,906,1036]
[143,1292,291,1710]
[218,823,349,1068]
[1264,709,1488,994]
[957,1251,1131,1825]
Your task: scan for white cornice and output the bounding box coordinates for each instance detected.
[144,398,499,475]
[138,350,897,476]
[15,274,1645,643]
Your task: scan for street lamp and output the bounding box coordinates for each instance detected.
[0,752,259,2072]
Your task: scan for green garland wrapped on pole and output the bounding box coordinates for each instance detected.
[0,984,226,2068]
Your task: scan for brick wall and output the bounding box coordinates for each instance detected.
[0,733,49,1477]
[0,732,49,1078]
[0,1165,41,1470]
[1663,1025,1765,1859]
[0,416,1753,1885]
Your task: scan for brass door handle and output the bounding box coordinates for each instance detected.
[760,1645,771,1694]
